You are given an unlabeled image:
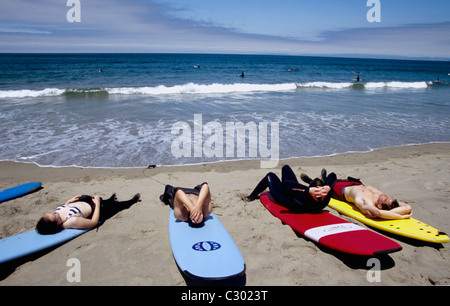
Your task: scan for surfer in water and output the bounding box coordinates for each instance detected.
[36,193,140,234]
[239,71,245,78]
[301,170,412,220]
[160,182,212,226]
[352,70,361,82]
[242,165,337,213]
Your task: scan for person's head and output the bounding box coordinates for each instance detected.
[376,194,399,210]
[300,168,327,187]
[309,177,325,187]
[36,212,64,235]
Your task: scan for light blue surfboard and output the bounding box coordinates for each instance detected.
[0,182,42,203]
[0,227,90,264]
[169,210,245,280]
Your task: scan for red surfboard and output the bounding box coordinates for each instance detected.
[260,192,402,256]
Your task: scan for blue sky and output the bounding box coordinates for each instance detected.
[0,0,449,59]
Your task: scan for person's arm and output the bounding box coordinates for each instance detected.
[354,196,381,218]
[356,197,411,220]
[190,184,210,224]
[383,204,413,219]
[311,186,331,200]
[293,186,330,201]
[291,186,318,203]
[65,195,81,205]
[63,196,101,229]
[374,209,412,220]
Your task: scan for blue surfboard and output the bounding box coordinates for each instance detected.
[0,228,90,264]
[168,210,245,281]
[0,182,42,203]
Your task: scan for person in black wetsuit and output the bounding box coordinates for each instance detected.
[243,165,336,213]
[36,193,140,234]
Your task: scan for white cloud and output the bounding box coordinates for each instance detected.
[0,26,51,35]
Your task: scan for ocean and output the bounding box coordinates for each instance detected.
[0,53,449,168]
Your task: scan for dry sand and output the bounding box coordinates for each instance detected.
[0,143,449,286]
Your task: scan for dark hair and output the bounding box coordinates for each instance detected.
[309,178,325,187]
[381,199,399,211]
[392,200,399,208]
[36,217,63,235]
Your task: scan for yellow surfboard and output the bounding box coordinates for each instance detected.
[328,198,449,244]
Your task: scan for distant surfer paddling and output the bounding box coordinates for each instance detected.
[239,71,245,78]
[243,165,336,213]
[160,182,212,226]
[301,169,413,220]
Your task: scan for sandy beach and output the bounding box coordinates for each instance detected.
[0,143,449,286]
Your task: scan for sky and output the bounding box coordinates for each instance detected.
[0,0,449,59]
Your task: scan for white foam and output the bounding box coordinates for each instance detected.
[106,82,297,95]
[296,82,354,89]
[0,88,64,98]
[296,81,429,90]
[365,81,428,89]
[364,82,386,89]
[17,149,63,160]
[0,81,432,99]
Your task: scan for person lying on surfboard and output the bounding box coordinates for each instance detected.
[242,165,337,213]
[160,182,212,226]
[301,169,413,220]
[36,193,140,234]
[336,183,413,220]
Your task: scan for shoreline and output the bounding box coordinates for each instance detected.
[2,141,449,171]
[1,142,449,183]
[0,143,449,285]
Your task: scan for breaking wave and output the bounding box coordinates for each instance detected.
[0,81,443,99]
